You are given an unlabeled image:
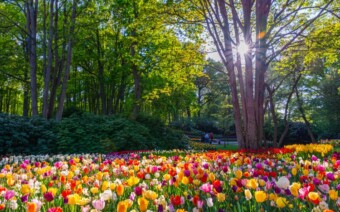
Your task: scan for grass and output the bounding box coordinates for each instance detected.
[215,144,239,151]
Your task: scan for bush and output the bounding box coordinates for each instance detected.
[192,117,221,134]
[56,114,157,153]
[0,113,187,155]
[169,118,194,131]
[264,120,316,145]
[0,113,57,155]
[136,114,188,150]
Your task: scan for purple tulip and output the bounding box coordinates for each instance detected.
[313,178,321,185]
[21,195,28,203]
[158,204,164,212]
[134,186,143,196]
[44,192,54,202]
[326,173,335,181]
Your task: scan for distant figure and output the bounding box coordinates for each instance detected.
[209,132,214,143]
[204,133,210,143]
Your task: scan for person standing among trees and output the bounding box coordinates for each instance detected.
[204,133,210,143]
[209,132,214,143]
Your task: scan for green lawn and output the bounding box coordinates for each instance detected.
[215,144,239,151]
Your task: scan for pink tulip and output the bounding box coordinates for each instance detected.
[4,190,15,200]
[92,199,105,211]
[200,183,213,193]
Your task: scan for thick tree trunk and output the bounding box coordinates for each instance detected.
[255,0,271,147]
[295,87,316,143]
[56,0,77,121]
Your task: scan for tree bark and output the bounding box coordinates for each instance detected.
[255,0,271,147]
[96,29,107,115]
[43,0,54,118]
[26,0,39,116]
[295,87,316,143]
[278,74,301,147]
[266,85,278,147]
[56,0,77,121]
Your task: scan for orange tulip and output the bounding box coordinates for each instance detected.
[116,184,124,196]
[27,202,37,212]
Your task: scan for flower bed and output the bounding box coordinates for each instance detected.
[0,144,339,212]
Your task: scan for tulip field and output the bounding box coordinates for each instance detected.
[0,143,339,212]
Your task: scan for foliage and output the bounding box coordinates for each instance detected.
[0,113,187,154]
[0,113,57,155]
[264,120,317,145]
[135,114,188,150]
[192,117,221,134]
[188,140,216,150]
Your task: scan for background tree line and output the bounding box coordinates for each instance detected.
[0,0,204,121]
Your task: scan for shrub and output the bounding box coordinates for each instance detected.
[56,114,156,153]
[136,114,188,150]
[0,113,188,155]
[0,113,57,155]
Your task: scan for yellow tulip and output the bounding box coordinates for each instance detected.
[254,191,267,203]
[246,179,258,189]
[329,190,338,200]
[126,176,140,187]
[235,170,243,179]
[244,189,252,200]
[291,168,297,176]
[181,176,189,185]
[67,194,80,205]
[208,173,215,182]
[276,197,288,208]
[7,177,15,186]
[138,197,149,212]
[308,192,319,201]
[90,187,99,194]
[101,181,109,191]
[217,193,226,202]
[21,184,30,195]
[289,183,300,197]
[163,174,171,181]
[48,188,58,196]
[269,193,277,201]
[143,190,158,200]
[41,185,47,194]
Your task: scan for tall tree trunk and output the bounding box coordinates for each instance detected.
[47,0,63,119]
[278,74,301,147]
[255,0,271,147]
[43,0,54,118]
[266,85,278,147]
[23,71,30,117]
[56,0,77,121]
[96,29,107,115]
[26,0,39,116]
[295,87,316,143]
[131,27,141,119]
